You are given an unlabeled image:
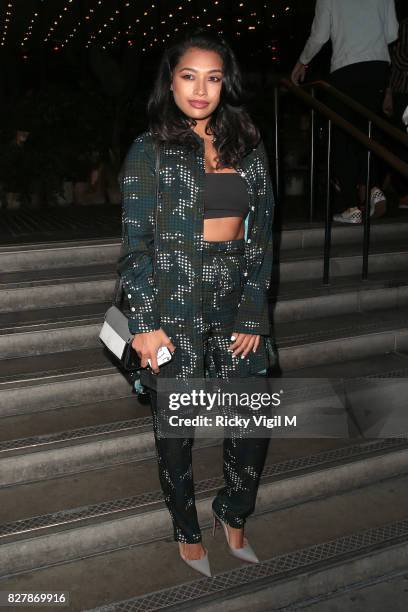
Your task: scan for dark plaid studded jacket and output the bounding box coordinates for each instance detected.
[117,129,276,383]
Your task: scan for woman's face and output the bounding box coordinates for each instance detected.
[171,47,224,128]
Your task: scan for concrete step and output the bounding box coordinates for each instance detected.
[0,397,220,486]
[274,269,408,322]
[1,238,407,312]
[2,350,408,487]
[278,350,408,379]
[0,436,407,579]
[0,438,351,522]
[2,293,408,361]
[0,263,115,312]
[0,238,120,272]
[0,397,153,486]
[266,569,408,612]
[0,220,406,273]
[0,348,132,417]
[279,217,408,250]
[277,239,408,282]
[274,306,408,370]
[0,304,108,358]
[2,270,408,359]
[2,350,408,485]
[1,470,407,609]
[2,313,408,417]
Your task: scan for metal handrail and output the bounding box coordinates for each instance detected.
[276,78,408,285]
[305,80,408,149]
[281,78,408,178]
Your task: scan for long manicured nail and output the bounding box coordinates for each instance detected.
[230,335,236,341]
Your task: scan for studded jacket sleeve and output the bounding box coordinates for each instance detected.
[116,137,161,335]
[232,139,275,337]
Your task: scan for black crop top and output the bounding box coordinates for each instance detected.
[204,173,249,219]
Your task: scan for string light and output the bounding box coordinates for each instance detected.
[1,1,13,48]
[85,6,121,48]
[44,0,74,43]
[21,0,44,48]
[88,1,155,49]
[0,0,290,60]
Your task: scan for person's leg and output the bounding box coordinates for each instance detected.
[329,62,389,221]
[328,65,361,213]
[201,239,271,536]
[208,333,270,532]
[149,388,202,544]
[350,61,389,213]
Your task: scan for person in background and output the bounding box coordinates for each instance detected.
[291,0,399,224]
[383,15,408,209]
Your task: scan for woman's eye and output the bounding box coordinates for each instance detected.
[181,75,222,82]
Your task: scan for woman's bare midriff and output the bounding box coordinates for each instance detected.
[203,216,244,242]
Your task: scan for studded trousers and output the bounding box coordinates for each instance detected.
[148,238,271,543]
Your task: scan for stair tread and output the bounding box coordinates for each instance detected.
[0,237,119,255]
[279,238,408,262]
[0,396,150,445]
[0,473,407,609]
[0,239,407,288]
[0,347,111,387]
[0,302,110,332]
[288,574,408,612]
[279,351,408,378]
[280,216,408,231]
[0,437,402,534]
[274,305,408,346]
[275,269,408,299]
[0,263,116,287]
[2,307,408,386]
[2,351,408,449]
[0,442,222,524]
[2,269,408,331]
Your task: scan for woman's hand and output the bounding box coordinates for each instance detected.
[228,332,260,358]
[132,328,176,374]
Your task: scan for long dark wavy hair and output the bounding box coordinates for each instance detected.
[147,28,261,169]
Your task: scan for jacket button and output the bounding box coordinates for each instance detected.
[127,294,132,299]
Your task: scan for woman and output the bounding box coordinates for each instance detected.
[118,29,276,577]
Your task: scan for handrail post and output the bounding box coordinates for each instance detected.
[362,120,372,281]
[274,85,280,203]
[310,87,316,222]
[323,119,332,285]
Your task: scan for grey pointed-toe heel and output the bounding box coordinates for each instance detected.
[178,543,212,578]
[212,510,260,564]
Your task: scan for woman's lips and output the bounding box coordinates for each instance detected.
[189,100,210,108]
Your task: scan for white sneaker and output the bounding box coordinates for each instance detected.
[333,207,362,224]
[370,188,386,218]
